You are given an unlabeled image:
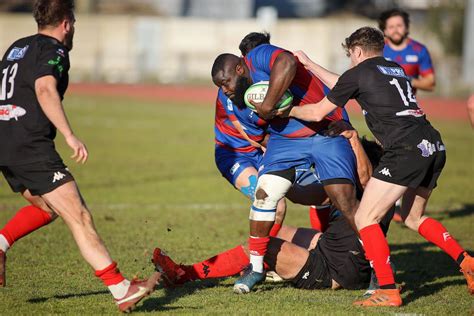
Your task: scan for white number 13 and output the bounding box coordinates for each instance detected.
[0,63,18,101]
[389,78,416,106]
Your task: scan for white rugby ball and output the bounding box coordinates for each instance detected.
[244,81,293,112]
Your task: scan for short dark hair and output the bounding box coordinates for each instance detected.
[211,53,239,79]
[360,137,383,168]
[378,8,410,32]
[342,27,385,57]
[239,32,271,56]
[33,0,75,29]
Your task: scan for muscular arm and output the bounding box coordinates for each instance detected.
[35,75,88,163]
[294,50,340,89]
[257,52,297,120]
[288,96,338,122]
[411,73,435,91]
[35,75,74,138]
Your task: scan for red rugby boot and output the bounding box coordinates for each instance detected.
[460,252,474,295]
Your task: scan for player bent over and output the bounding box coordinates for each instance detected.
[0,0,156,311]
[286,27,474,306]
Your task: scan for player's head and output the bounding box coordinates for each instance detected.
[33,0,76,50]
[342,27,384,67]
[378,8,410,46]
[360,137,383,168]
[211,53,251,109]
[239,32,271,56]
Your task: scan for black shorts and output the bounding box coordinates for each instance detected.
[1,159,74,196]
[291,246,332,290]
[373,127,446,190]
[317,216,371,290]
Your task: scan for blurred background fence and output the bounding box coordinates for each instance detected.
[0,0,471,97]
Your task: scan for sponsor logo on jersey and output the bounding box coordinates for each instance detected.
[395,109,425,117]
[379,167,392,177]
[52,171,66,183]
[406,55,419,63]
[6,45,29,61]
[0,105,26,121]
[230,162,240,175]
[417,139,436,157]
[226,98,233,111]
[56,48,65,57]
[376,65,408,79]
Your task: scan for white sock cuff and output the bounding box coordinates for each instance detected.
[0,234,10,252]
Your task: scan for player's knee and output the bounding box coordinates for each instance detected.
[239,175,258,200]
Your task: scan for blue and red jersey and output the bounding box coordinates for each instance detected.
[244,44,344,138]
[214,88,267,153]
[383,38,434,92]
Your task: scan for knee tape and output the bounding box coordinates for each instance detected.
[249,174,292,221]
[240,175,258,201]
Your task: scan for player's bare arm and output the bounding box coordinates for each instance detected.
[255,52,297,119]
[288,96,338,122]
[411,73,435,91]
[230,119,266,152]
[35,75,88,164]
[293,50,340,89]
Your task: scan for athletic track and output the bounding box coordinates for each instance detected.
[69,83,469,122]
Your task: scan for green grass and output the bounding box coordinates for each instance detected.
[0,94,473,315]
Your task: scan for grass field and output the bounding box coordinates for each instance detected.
[0,93,473,315]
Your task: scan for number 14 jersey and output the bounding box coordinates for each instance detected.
[0,34,70,165]
[327,56,432,149]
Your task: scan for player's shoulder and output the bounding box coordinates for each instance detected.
[36,34,69,57]
[407,38,428,53]
[248,44,284,57]
[2,35,36,62]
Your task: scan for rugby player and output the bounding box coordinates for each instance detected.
[0,0,155,311]
[379,9,435,94]
[212,39,361,294]
[285,26,474,306]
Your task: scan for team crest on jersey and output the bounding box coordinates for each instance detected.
[56,48,65,57]
[0,105,26,121]
[417,139,436,157]
[406,55,418,63]
[396,109,424,117]
[6,45,29,61]
[376,65,407,78]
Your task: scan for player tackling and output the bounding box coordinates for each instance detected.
[285,26,474,306]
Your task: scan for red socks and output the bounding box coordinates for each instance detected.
[179,245,249,281]
[0,205,53,248]
[95,262,125,286]
[309,206,330,232]
[360,224,395,287]
[269,223,282,237]
[418,217,465,262]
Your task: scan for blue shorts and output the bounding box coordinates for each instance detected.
[259,133,357,184]
[215,145,262,186]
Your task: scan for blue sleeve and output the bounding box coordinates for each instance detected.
[419,46,434,75]
[218,89,237,120]
[250,44,286,75]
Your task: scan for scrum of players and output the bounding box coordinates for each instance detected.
[151,27,474,308]
[0,1,472,311]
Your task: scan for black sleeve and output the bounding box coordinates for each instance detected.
[34,45,69,82]
[327,67,360,108]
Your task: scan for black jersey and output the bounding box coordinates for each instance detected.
[0,34,70,165]
[327,56,432,148]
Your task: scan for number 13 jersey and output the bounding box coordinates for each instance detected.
[0,34,70,165]
[327,56,432,148]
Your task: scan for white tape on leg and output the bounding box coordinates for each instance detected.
[249,174,292,221]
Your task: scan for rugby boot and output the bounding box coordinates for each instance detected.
[233,264,265,294]
[0,250,5,287]
[353,288,402,307]
[152,248,192,287]
[459,252,474,294]
[116,278,155,313]
[363,261,397,297]
[265,270,284,283]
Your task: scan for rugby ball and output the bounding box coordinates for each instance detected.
[244,81,293,112]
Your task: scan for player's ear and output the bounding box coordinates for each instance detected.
[62,19,71,33]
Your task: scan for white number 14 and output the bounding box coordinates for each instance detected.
[389,78,416,106]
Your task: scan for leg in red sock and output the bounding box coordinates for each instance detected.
[309,205,331,232]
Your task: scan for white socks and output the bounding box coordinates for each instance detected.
[250,254,264,273]
[0,234,10,252]
[108,279,131,299]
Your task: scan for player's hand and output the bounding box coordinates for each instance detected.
[250,99,275,120]
[65,134,88,164]
[326,120,357,138]
[275,105,292,118]
[293,50,311,68]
